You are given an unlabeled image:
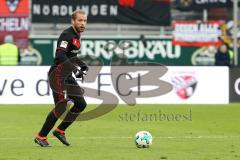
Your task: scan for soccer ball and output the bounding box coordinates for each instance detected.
[134,131,153,148]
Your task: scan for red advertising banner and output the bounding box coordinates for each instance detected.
[0,16,29,48]
[0,0,29,48]
[172,21,223,47]
[0,0,29,15]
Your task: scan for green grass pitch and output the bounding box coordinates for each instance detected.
[0,104,240,160]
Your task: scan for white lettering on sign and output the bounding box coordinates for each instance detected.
[32,4,118,16]
[173,22,222,42]
[80,40,181,60]
[195,0,227,5]
[234,78,240,95]
[0,17,29,31]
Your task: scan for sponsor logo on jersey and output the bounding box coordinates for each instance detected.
[72,38,80,48]
[60,41,68,48]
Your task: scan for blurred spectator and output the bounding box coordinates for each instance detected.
[0,35,20,65]
[228,47,234,65]
[140,34,147,47]
[214,44,231,66]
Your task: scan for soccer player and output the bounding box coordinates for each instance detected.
[34,9,88,147]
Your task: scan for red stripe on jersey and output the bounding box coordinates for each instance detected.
[54,64,65,102]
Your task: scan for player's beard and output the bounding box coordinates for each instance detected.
[75,26,85,33]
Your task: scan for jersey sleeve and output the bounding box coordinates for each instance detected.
[54,32,78,71]
[56,32,72,53]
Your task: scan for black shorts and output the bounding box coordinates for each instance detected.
[48,65,85,105]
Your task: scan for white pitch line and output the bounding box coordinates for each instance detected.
[0,136,239,140]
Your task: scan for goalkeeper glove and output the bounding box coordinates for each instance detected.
[73,67,87,81]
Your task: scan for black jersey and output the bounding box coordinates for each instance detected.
[48,26,87,87]
[54,26,81,65]
[51,26,87,74]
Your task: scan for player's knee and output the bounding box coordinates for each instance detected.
[72,98,87,113]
